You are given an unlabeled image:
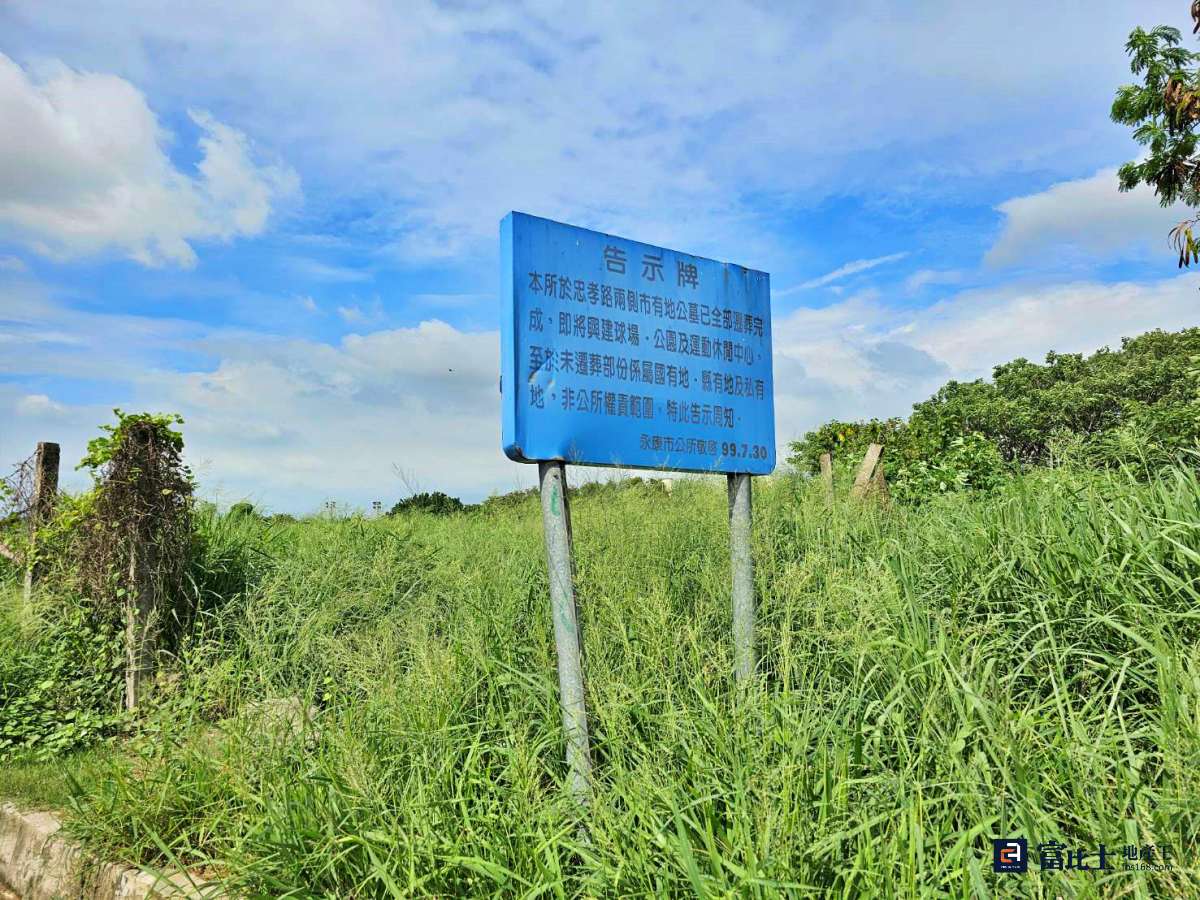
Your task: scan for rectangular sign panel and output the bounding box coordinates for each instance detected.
[501,212,775,474]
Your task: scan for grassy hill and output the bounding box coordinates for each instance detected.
[2,464,1198,896]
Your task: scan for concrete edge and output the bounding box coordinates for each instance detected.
[0,803,219,899]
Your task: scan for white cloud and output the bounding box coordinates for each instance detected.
[287,257,372,283]
[8,269,1198,507]
[779,252,909,295]
[986,167,1184,268]
[410,293,491,310]
[336,299,384,325]
[1,0,1179,268]
[769,273,1200,442]
[0,279,512,508]
[14,393,67,416]
[0,53,297,267]
[905,269,962,294]
[152,320,504,503]
[0,255,26,271]
[907,277,1200,375]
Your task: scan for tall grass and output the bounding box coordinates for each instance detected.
[24,466,1200,897]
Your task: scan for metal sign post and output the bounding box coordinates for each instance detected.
[727,472,754,682]
[537,461,592,808]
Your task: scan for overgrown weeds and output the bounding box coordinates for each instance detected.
[14,463,1193,897]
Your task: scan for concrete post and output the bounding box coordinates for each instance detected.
[872,459,890,503]
[850,443,884,500]
[23,442,60,600]
[124,540,159,711]
[819,452,833,502]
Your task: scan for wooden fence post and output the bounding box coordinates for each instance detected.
[23,441,60,600]
[849,443,883,500]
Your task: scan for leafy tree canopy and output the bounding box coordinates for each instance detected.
[790,327,1200,500]
[389,491,467,517]
[228,501,258,520]
[1112,6,1200,265]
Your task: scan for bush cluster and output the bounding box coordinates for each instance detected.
[0,410,205,759]
[0,597,125,760]
[389,491,468,516]
[790,327,1200,500]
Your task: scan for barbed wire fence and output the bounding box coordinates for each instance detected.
[0,452,37,565]
[1,443,62,589]
[0,451,37,519]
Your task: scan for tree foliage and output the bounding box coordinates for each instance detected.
[389,491,467,517]
[1112,8,1200,265]
[228,501,259,521]
[790,327,1200,500]
[784,418,904,477]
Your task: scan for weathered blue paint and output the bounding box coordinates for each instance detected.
[501,212,775,475]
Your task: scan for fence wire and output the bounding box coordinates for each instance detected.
[0,451,38,523]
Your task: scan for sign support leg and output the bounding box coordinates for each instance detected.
[538,461,593,810]
[728,472,755,682]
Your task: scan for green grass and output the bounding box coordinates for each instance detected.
[5,466,1200,897]
[0,749,107,811]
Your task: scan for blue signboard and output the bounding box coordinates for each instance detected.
[501,212,775,475]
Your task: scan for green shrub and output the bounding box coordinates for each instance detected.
[478,486,539,513]
[906,328,1200,464]
[389,491,468,516]
[0,593,126,760]
[227,501,258,520]
[790,326,1200,502]
[786,418,904,476]
[890,433,1006,503]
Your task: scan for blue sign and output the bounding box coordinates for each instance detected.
[501,212,775,475]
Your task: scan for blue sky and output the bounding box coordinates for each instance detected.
[2,1,1199,511]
